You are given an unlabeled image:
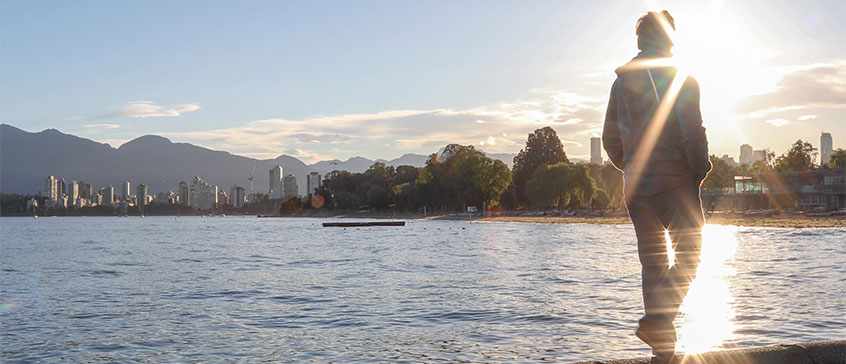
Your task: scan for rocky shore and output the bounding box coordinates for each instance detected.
[571,340,845,364]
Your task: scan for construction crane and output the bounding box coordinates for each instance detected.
[248,165,256,196]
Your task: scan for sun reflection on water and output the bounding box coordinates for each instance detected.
[674,224,738,354]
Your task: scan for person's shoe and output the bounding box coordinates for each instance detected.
[635,320,676,358]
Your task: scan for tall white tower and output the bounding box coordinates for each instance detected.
[590,137,602,165]
[820,132,833,166]
[269,166,283,199]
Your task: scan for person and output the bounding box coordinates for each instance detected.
[602,10,711,364]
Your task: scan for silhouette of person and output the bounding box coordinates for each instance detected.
[602,10,711,364]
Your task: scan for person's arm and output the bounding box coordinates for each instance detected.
[603,79,625,171]
[675,76,711,184]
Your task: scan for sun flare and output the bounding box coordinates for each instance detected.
[674,224,738,354]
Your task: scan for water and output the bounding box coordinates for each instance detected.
[1,217,843,363]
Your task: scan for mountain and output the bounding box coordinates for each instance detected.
[0,124,519,195]
[309,153,433,174]
[0,124,314,196]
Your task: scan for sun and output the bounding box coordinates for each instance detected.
[664,2,775,130]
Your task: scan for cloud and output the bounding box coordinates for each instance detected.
[83,123,121,129]
[765,119,789,127]
[161,89,608,162]
[735,64,846,115]
[797,115,817,121]
[98,101,201,119]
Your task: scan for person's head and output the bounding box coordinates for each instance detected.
[636,10,675,52]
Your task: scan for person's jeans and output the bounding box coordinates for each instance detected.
[626,179,704,340]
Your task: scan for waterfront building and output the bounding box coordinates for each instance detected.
[218,190,228,206]
[269,166,283,199]
[821,132,833,166]
[306,172,321,195]
[44,176,58,201]
[190,176,218,210]
[58,179,66,197]
[283,174,298,198]
[137,184,148,207]
[79,182,93,200]
[719,154,738,167]
[69,181,79,206]
[740,144,753,165]
[590,137,603,165]
[101,185,114,206]
[702,168,846,212]
[178,181,190,206]
[121,181,131,199]
[752,150,767,164]
[247,192,267,204]
[230,186,246,208]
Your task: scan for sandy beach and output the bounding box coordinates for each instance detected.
[297,210,846,228]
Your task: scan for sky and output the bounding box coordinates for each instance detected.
[2,0,845,163]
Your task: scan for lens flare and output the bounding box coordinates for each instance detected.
[674,225,738,354]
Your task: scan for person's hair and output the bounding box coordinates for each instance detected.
[636,10,675,51]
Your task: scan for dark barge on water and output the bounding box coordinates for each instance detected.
[322,221,405,227]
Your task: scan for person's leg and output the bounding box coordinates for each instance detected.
[627,194,676,356]
[664,182,705,322]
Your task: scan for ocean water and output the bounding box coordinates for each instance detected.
[1,217,843,363]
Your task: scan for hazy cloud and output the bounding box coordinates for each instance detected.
[83,123,121,129]
[735,64,846,115]
[765,118,789,127]
[162,89,608,162]
[99,101,201,119]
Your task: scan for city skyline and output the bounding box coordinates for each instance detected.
[2,1,845,163]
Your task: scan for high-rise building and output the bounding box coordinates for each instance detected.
[79,181,93,200]
[752,150,767,164]
[178,181,190,206]
[101,185,115,206]
[122,181,131,199]
[136,184,148,207]
[821,132,833,166]
[306,172,321,195]
[590,137,602,165]
[44,176,58,201]
[58,179,66,197]
[283,174,298,198]
[69,181,79,205]
[230,186,245,208]
[740,144,753,165]
[190,176,218,210]
[269,166,283,199]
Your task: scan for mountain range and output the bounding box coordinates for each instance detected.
[0,124,516,195]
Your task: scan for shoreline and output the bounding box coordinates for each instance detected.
[570,340,844,364]
[7,212,845,228]
[300,211,846,229]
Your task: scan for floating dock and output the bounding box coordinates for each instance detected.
[571,340,844,364]
[322,221,405,227]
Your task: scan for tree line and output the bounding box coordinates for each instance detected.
[702,140,846,191]
[283,127,624,214]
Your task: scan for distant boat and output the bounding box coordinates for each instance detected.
[322,221,405,227]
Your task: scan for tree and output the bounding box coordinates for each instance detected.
[278,195,302,215]
[774,140,817,172]
[599,163,624,208]
[526,163,597,210]
[592,189,611,210]
[829,148,846,168]
[417,144,511,211]
[702,155,734,189]
[512,127,569,207]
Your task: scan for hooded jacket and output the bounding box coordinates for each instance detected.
[602,51,711,197]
